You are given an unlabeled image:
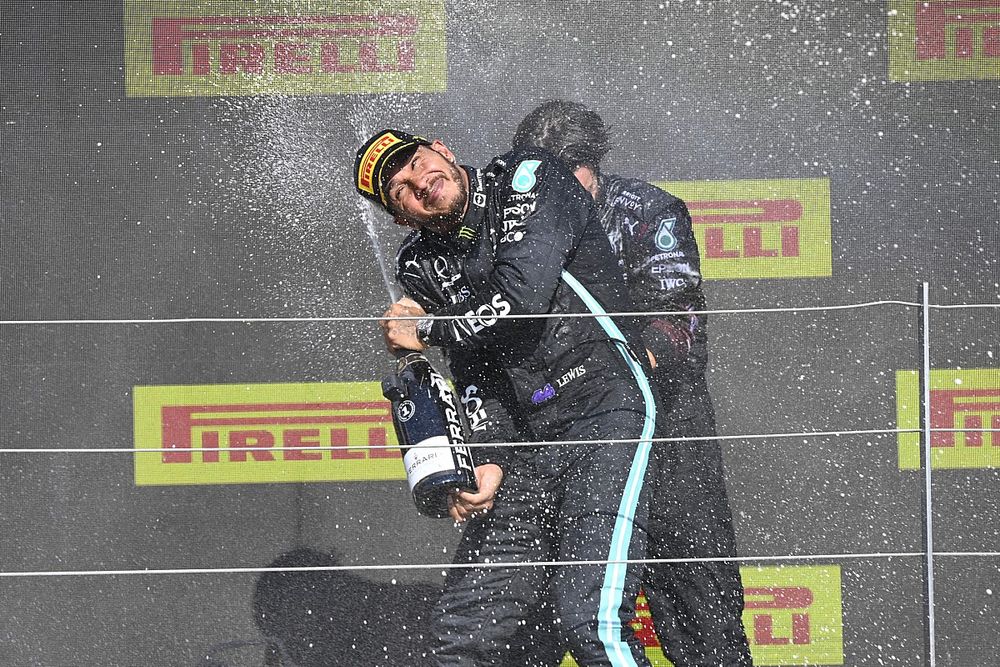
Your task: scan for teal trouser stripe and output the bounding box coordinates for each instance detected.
[560,270,657,666]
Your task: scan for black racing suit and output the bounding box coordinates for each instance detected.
[599,175,752,665]
[396,149,661,666]
[508,175,752,667]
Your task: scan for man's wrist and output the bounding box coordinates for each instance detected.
[416,317,434,346]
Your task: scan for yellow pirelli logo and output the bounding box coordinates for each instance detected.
[741,566,844,666]
[897,368,1000,469]
[653,179,831,280]
[559,565,843,667]
[124,0,447,97]
[889,0,1000,81]
[133,382,404,485]
[357,131,403,196]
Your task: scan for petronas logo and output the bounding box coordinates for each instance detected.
[655,217,678,251]
[512,160,541,193]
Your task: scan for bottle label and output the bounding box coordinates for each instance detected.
[403,436,458,491]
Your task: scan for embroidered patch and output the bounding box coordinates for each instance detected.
[655,217,678,251]
[512,160,541,193]
[531,383,556,405]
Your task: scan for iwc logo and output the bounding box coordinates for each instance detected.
[396,400,416,422]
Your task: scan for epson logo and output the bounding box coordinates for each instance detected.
[503,202,536,219]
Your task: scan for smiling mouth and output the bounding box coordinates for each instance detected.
[424,177,444,206]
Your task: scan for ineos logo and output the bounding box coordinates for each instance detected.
[396,400,416,422]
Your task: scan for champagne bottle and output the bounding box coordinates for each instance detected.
[381,352,478,517]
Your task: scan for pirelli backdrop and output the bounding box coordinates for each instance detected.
[1,1,998,666]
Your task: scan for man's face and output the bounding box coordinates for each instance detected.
[385,141,469,233]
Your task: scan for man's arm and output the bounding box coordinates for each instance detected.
[381,298,427,353]
[448,463,502,522]
[381,284,523,511]
[425,157,592,350]
[446,374,528,521]
[383,235,448,353]
[622,188,703,372]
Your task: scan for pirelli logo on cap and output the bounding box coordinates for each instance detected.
[560,565,844,666]
[133,382,404,485]
[889,0,1000,81]
[124,1,446,97]
[897,368,1000,470]
[357,131,403,197]
[654,179,831,280]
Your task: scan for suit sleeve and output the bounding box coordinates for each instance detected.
[425,158,592,350]
[454,375,523,472]
[395,240,525,471]
[623,194,701,372]
[395,239,441,313]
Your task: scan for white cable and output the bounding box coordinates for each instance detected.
[934,552,1000,557]
[921,282,938,667]
[929,303,1000,310]
[0,427,918,455]
[0,298,929,326]
[2,550,997,579]
[8,425,999,456]
[2,299,991,327]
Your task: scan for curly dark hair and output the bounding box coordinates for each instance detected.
[512,100,611,171]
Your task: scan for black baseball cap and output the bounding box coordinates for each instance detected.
[354,129,431,211]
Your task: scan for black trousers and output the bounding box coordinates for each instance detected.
[431,373,660,666]
[507,374,752,667]
[643,373,751,667]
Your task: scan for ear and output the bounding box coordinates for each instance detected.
[573,165,599,200]
[430,139,456,163]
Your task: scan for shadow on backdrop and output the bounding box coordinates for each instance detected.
[203,548,442,666]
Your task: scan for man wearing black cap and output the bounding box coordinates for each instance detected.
[355,129,661,666]
[511,101,753,666]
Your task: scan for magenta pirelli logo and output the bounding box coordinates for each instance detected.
[125,1,446,97]
[889,0,1000,80]
[151,15,417,76]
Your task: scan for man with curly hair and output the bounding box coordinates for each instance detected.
[512,100,752,666]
